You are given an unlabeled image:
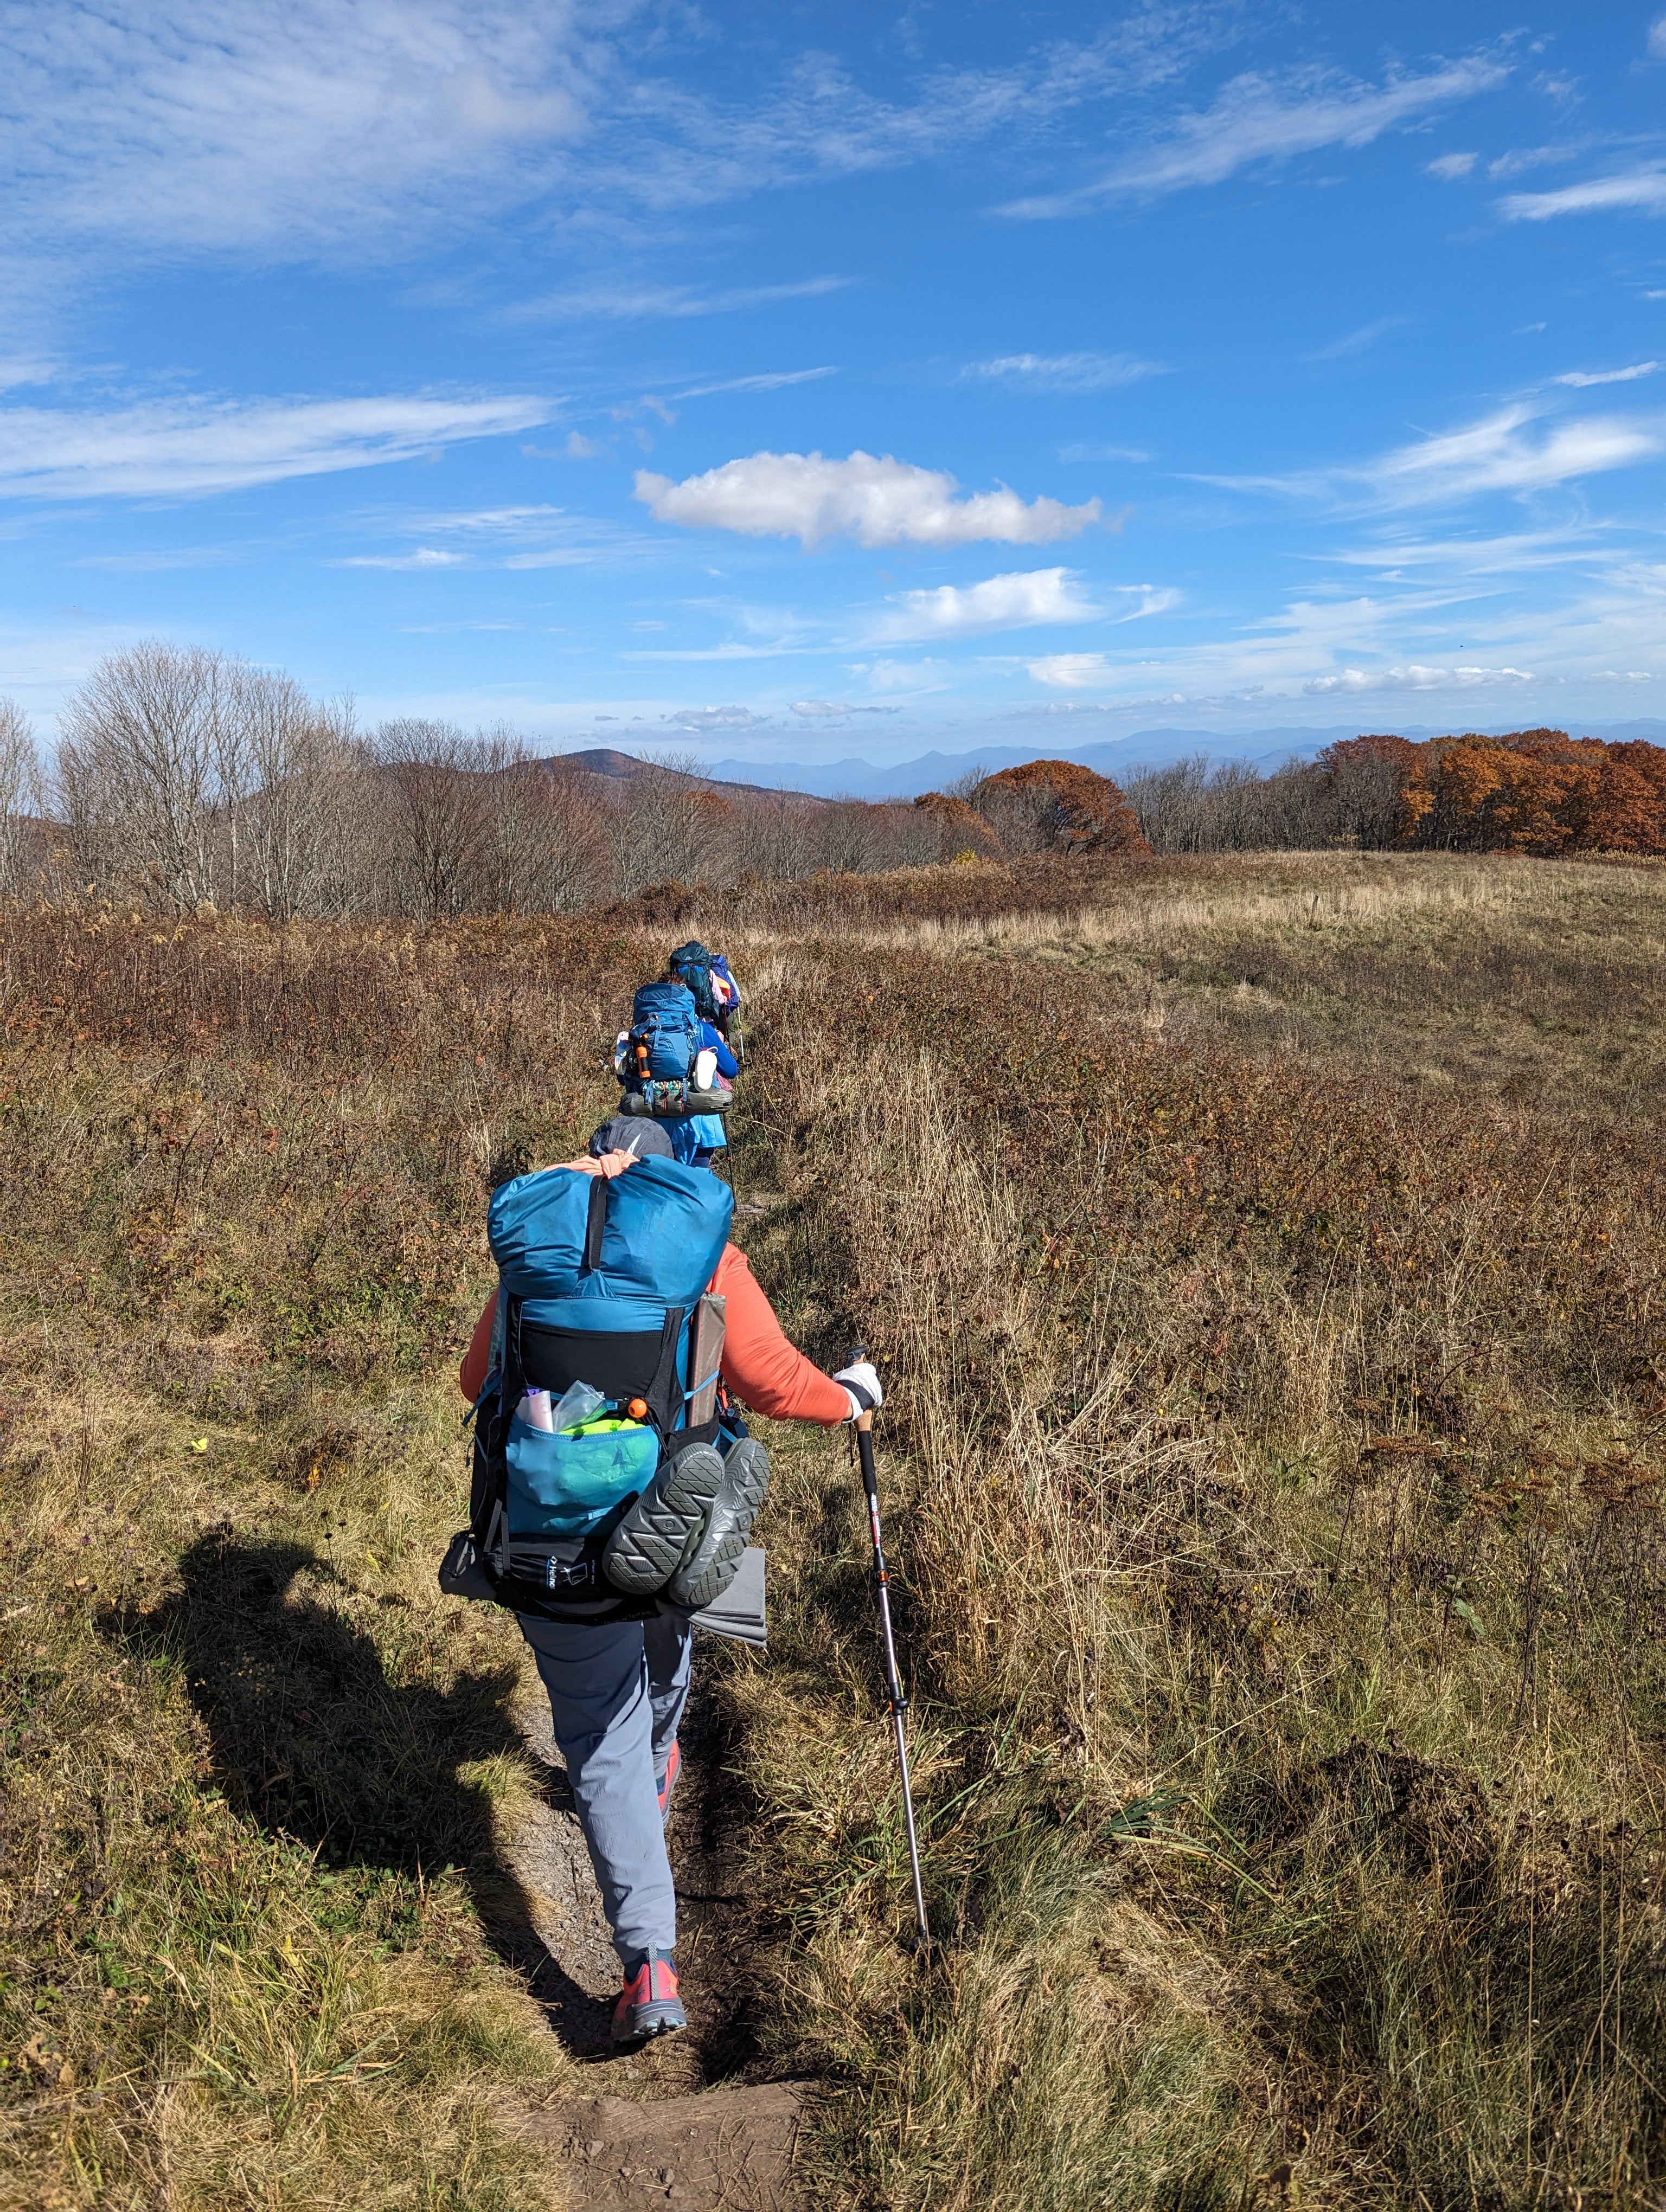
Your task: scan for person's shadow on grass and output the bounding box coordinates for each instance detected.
[107,1524,620,2059]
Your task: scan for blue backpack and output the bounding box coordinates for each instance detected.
[626,980,702,1084]
[455,1158,733,1622]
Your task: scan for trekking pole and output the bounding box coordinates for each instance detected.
[846,1345,930,1953]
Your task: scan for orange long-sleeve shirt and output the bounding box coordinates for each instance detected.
[458,1241,849,1426]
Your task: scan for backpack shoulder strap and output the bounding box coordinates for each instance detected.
[583,1174,609,1271]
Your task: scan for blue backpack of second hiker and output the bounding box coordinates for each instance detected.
[626,980,702,1085]
[465,1158,733,1624]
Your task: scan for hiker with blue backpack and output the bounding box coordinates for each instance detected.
[669,942,741,1167]
[443,1115,881,2048]
[613,955,739,1170]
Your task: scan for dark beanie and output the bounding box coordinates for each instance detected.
[588,1115,675,1160]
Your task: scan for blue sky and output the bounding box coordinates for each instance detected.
[4,0,1666,771]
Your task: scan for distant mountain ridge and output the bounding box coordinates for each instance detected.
[677,721,1666,800]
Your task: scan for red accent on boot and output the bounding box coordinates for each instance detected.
[612,1946,684,2044]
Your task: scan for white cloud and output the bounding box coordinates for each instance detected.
[635,450,1102,548]
[1651,17,1666,60]
[789,699,899,718]
[529,278,852,322]
[342,500,659,570]
[965,351,1164,393]
[338,546,466,569]
[678,368,839,398]
[0,2,1249,295]
[1027,653,1113,689]
[0,391,547,499]
[661,705,770,732]
[1059,442,1151,464]
[1487,142,1583,182]
[413,502,566,532]
[999,56,1508,217]
[1302,663,1535,696]
[867,567,1098,642]
[1428,151,1477,181]
[1555,362,1661,387]
[1,0,593,261]
[1213,401,1663,513]
[1357,404,1660,506]
[1309,316,1408,361]
[1501,169,1666,221]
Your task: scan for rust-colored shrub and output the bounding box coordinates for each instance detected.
[970,759,1152,856]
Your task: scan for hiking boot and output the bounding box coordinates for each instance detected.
[602,1443,726,1595]
[612,1946,685,2046]
[665,1438,771,1610]
[657,1739,681,1817]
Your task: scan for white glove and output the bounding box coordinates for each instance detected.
[834,1359,882,1422]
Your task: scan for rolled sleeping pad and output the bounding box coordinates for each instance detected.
[618,1082,734,1121]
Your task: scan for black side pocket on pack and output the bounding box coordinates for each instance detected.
[438,1529,500,1604]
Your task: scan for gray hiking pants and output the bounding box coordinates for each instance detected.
[517,1610,693,1966]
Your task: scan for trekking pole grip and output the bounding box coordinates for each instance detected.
[845,1344,879,1468]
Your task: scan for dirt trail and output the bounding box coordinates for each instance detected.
[485,1651,810,2210]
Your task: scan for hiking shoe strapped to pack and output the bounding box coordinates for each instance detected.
[601,1442,726,1596]
[612,1946,685,2046]
[665,1438,771,1610]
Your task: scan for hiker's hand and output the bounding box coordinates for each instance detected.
[834,1359,882,1420]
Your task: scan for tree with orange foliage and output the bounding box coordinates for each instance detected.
[970,758,1151,856]
[911,790,1007,859]
[1398,729,1666,855]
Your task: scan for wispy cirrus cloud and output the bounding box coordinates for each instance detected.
[0,391,548,499]
[635,450,1103,548]
[1308,316,1409,362]
[0,1,1218,276]
[1554,362,1661,388]
[998,54,1509,218]
[1500,168,1666,220]
[677,367,838,398]
[964,350,1165,393]
[1,0,594,263]
[1210,401,1662,513]
[338,546,466,569]
[526,278,852,323]
[789,699,900,718]
[341,499,661,568]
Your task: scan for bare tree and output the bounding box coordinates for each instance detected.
[606,751,731,895]
[57,644,229,910]
[1123,757,1211,853]
[232,671,360,918]
[373,718,504,921]
[511,758,613,912]
[0,696,42,897]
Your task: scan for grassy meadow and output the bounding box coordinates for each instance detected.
[3,848,1665,2209]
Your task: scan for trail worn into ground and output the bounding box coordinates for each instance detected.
[485,1652,810,2210]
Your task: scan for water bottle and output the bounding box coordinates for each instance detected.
[695,1046,717,1090]
[517,1385,555,1432]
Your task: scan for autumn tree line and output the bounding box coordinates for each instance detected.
[0,646,1660,918]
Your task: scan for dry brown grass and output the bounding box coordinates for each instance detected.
[4,853,1665,2208]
